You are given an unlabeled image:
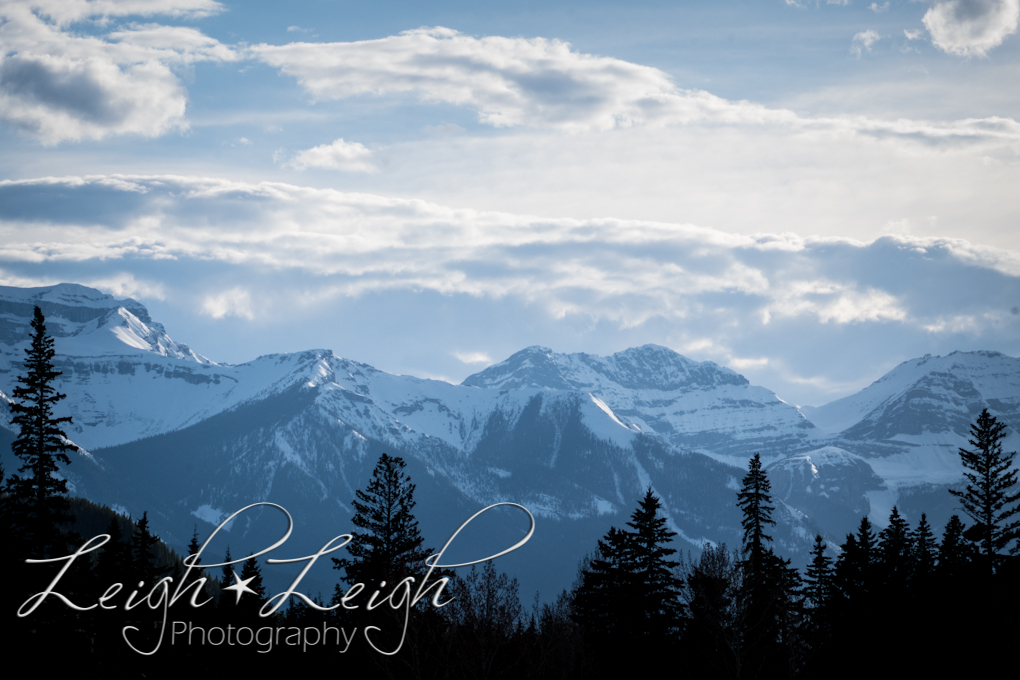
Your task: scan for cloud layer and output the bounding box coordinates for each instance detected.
[1,174,1016,347]
[250,27,1020,148]
[0,0,234,143]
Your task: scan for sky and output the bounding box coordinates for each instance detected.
[0,0,1018,407]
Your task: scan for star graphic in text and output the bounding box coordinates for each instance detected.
[223,570,258,604]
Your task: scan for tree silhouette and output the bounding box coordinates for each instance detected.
[878,506,913,588]
[332,453,431,590]
[804,535,834,611]
[735,453,801,678]
[6,306,75,559]
[573,489,685,675]
[736,453,775,571]
[948,408,1020,569]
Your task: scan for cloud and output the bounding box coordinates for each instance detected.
[284,138,376,172]
[0,175,1016,332]
[851,30,882,58]
[870,2,890,11]
[201,287,255,320]
[251,27,1020,149]
[251,27,787,132]
[922,0,1020,56]
[904,29,924,39]
[2,175,1018,406]
[0,0,235,143]
[453,351,492,364]
[87,273,167,301]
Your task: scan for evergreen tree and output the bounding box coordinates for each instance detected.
[131,511,159,584]
[332,453,431,590]
[803,535,834,611]
[682,544,743,679]
[220,546,234,589]
[571,526,636,642]
[6,306,75,559]
[241,555,266,600]
[625,487,685,640]
[187,525,202,567]
[737,453,776,574]
[877,506,913,588]
[734,453,801,678]
[911,513,938,582]
[572,489,685,675]
[948,408,1020,568]
[937,515,974,579]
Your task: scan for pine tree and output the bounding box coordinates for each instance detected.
[734,453,800,679]
[572,490,685,674]
[131,511,159,584]
[878,506,913,588]
[910,513,938,582]
[332,453,431,590]
[737,453,776,574]
[6,306,75,559]
[803,535,834,611]
[936,515,973,579]
[625,487,685,640]
[220,546,233,589]
[571,525,636,642]
[948,408,1020,568]
[187,525,202,567]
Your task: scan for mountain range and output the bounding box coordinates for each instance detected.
[2,282,1018,600]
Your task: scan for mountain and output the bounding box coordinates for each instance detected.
[1,283,1017,599]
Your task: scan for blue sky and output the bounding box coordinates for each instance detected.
[1,0,1018,406]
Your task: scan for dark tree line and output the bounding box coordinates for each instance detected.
[4,307,1020,678]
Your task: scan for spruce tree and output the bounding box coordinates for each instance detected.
[625,487,685,640]
[220,546,233,589]
[6,306,75,559]
[878,506,913,588]
[734,453,800,678]
[736,453,776,573]
[948,408,1020,568]
[131,511,159,584]
[911,513,938,582]
[573,490,685,674]
[804,535,834,611]
[937,515,973,579]
[332,453,431,589]
[571,525,637,642]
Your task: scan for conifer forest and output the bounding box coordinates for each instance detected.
[3,308,1019,679]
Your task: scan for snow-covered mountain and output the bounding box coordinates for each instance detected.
[1,283,1017,598]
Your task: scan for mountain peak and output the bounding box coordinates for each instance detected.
[0,283,209,363]
[462,344,747,392]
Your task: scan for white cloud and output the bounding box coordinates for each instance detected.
[0,175,1016,335]
[453,351,492,364]
[904,29,924,39]
[0,0,235,143]
[285,138,376,172]
[201,287,255,320]
[851,30,882,58]
[87,273,167,300]
[251,27,1020,149]
[923,0,1020,56]
[870,2,890,11]
[3,175,1018,406]
[252,27,796,132]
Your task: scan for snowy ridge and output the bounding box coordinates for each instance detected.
[1,283,1019,583]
